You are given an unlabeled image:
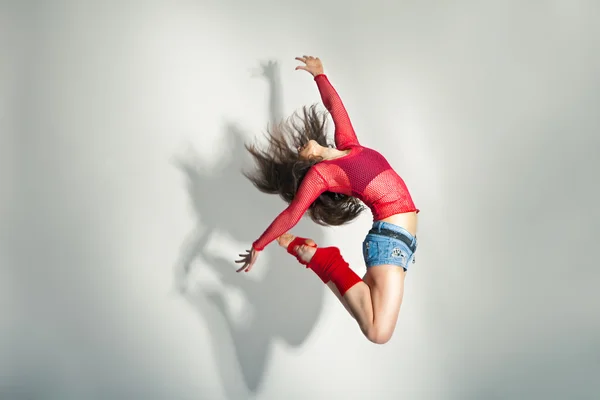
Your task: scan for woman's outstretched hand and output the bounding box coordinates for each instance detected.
[295,55,324,77]
[235,247,260,272]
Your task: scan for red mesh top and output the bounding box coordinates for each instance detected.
[252,74,418,251]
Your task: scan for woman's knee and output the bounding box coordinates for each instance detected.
[365,325,394,345]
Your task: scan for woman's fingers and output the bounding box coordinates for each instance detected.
[234,254,248,263]
[296,55,317,62]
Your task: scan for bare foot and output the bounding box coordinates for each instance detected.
[276,233,296,248]
[276,233,317,264]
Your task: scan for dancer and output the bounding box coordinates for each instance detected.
[236,55,419,344]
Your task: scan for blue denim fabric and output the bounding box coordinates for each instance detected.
[362,221,418,271]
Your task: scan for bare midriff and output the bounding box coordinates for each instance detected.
[379,211,418,237]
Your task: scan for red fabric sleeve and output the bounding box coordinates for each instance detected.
[252,167,329,251]
[314,74,360,150]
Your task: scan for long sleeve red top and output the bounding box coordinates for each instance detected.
[252,74,418,251]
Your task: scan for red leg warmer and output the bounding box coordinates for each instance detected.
[286,238,362,296]
[307,247,362,296]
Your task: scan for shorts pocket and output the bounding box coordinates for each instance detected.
[362,238,380,265]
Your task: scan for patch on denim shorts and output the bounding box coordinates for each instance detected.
[392,246,416,264]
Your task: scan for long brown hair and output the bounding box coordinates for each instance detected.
[243,104,365,226]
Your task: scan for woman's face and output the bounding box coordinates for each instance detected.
[298,139,320,160]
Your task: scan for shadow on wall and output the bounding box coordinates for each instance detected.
[172,61,326,399]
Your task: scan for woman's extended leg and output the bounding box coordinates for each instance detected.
[277,234,405,344]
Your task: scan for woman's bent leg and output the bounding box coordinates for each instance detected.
[344,265,405,344]
[320,260,405,344]
[278,234,405,344]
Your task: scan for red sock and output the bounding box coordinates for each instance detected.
[308,247,362,296]
[286,237,318,265]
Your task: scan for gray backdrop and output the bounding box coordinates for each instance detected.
[2,0,599,399]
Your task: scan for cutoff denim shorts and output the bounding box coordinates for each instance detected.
[362,221,418,271]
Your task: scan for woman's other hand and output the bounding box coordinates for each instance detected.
[295,55,324,77]
[235,247,260,272]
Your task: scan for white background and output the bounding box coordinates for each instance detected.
[2,1,599,399]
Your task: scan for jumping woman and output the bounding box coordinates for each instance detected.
[236,55,419,344]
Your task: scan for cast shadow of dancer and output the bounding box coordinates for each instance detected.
[172,60,326,399]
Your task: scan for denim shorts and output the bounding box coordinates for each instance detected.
[362,221,418,271]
